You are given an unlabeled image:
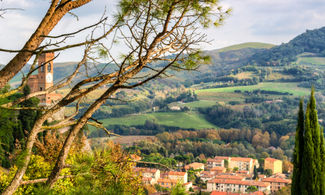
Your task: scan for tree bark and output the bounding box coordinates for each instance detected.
[46,86,118,187]
[0,0,92,89]
[1,114,50,195]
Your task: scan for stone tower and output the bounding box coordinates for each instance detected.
[27,52,61,106]
[38,52,54,92]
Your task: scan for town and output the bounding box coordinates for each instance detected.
[133,156,290,194]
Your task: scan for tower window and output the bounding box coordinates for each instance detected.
[40,87,43,91]
[40,65,45,72]
[47,63,51,72]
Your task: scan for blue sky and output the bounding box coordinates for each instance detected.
[0,0,325,63]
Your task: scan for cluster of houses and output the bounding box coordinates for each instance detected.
[134,156,291,194]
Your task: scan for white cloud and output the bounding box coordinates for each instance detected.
[1,0,325,63]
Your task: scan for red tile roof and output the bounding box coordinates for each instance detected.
[134,167,159,174]
[214,175,244,180]
[168,171,186,176]
[185,162,204,170]
[214,156,230,160]
[207,158,223,163]
[231,157,252,162]
[210,192,264,195]
[157,178,178,184]
[211,167,226,171]
[209,179,270,187]
[262,177,291,183]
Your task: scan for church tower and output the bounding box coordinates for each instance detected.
[27,52,61,106]
[38,52,54,91]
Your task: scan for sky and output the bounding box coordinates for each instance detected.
[0,0,325,63]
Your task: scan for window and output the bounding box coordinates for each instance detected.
[40,65,45,72]
[40,87,43,91]
[47,63,51,72]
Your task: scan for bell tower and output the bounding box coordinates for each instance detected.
[38,52,54,92]
[27,52,62,106]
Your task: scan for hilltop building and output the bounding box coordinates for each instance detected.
[262,177,291,193]
[27,52,62,106]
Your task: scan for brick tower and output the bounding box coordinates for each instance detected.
[38,52,54,92]
[27,52,61,106]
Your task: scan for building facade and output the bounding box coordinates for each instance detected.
[264,158,282,174]
[207,179,270,194]
[27,52,61,106]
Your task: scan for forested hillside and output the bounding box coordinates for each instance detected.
[248,27,325,66]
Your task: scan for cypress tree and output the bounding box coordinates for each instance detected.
[301,102,315,194]
[291,99,304,195]
[297,87,325,195]
[320,126,325,194]
[310,88,321,194]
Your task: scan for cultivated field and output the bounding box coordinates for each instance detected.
[89,135,155,147]
[100,111,218,129]
[196,82,310,96]
[297,56,325,66]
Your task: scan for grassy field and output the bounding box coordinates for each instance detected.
[297,57,325,65]
[100,111,218,129]
[196,82,310,97]
[196,92,244,102]
[217,42,275,52]
[265,72,294,80]
[232,72,254,79]
[169,100,216,109]
[89,136,154,147]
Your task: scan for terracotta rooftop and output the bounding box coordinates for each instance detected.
[168,171,186,176]
[185,162,204,170]
[142,177,153,181]
[209,179,270,187]
[214,156,230,160]
[258,174,266,178]
[214,175,244,180]
[134,167,159,174]
[230,157,252,162]
[211,167,226,171]
[262,177,291,183]
[157,178,178,184]
[236,170,249,174]
[207,158,223,163]
[210,192,264,195]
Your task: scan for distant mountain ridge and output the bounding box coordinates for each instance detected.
[248,26,325,66]
[7,42,272,87]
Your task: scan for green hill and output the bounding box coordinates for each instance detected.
[249,26,325,66]
[217,42,275,52]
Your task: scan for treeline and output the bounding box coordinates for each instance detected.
[78,90,197,120]
[0,86,40,168]
[249,26,325,66]
[198,97,299,135]
[127,129,293,169]
[88,120,195,137]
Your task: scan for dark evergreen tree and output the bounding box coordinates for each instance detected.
[18,85,40,136]
[295,88,325,195]
[301,101,315,194]
[309,88,322,194]
[253,165,258,180]
[320,126,325,195]
[291,99,304,195]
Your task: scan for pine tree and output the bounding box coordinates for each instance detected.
[291,99,304,195]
